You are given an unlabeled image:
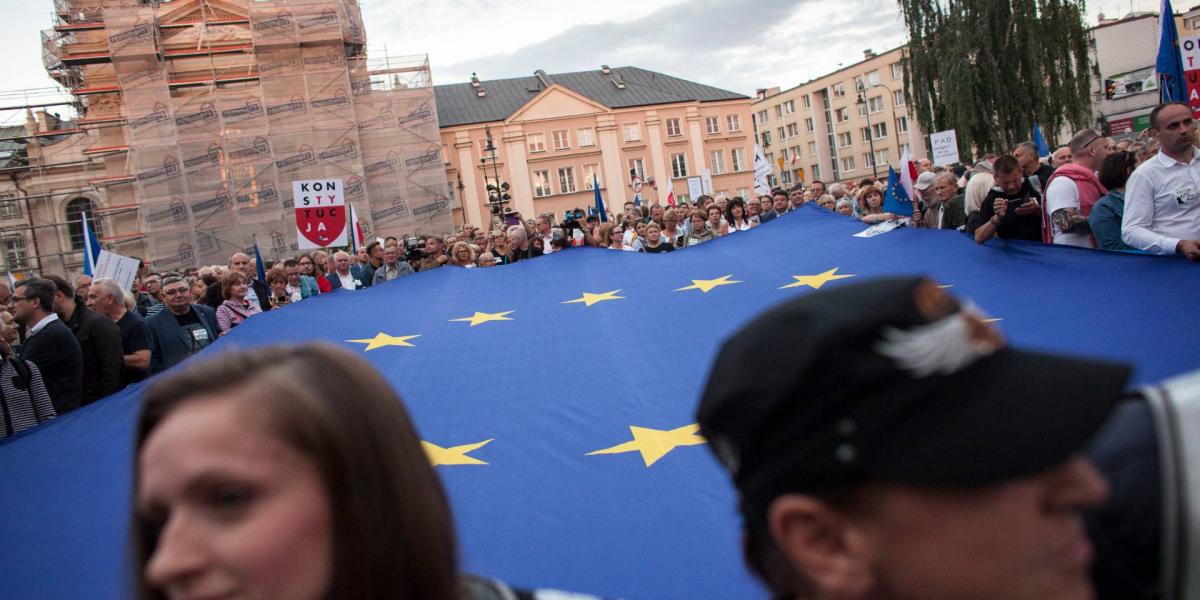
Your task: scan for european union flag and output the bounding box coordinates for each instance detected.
[80,211,101,277]
[1032,122,1051,157]
[882,166,914,217]
[1158,0,1188,103]
[3,207,1200,599]
[252,242,267,282]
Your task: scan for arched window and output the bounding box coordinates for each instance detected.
[65,197,102,250]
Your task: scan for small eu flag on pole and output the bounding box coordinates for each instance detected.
[1157,0,1188,103]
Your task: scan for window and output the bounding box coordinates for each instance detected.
[552,129,570,150]
[527,133,546,153]
[0,194,20,219]
[868,96,884,114]
[676,193,691,205]
[805,117,815,132]
[777,127,785,141]
[66,197,101,250]
[3,237,26,269]
[628,157,645,181]
[622,123,641,142]
[762,131,772,146]
[666,118,682,137]
[860,127,871,143]
[811,163,821,179]
[727,114,742,132]
[756,109,769,124]
[574,127,595,147]
[832,83,846,98]
[710,149,726,175]
[840,156,856,173]
[875,149,890,166]
[738,187,750,199]
[781,170,792,185]
[583,164,602,190]
[892,63,903,79]
[783,100,795,114]
[894,90,905,106]
[863,152,876,169]
[557,167,576,194]
[774,105,783,118]
[731,148,745,172]
[896,116,909,133]
[867,70,880,86]
[857,103,867,118]
[706,116,720,134]
[838,132,853,147]
[671,153,688,178]
[872,122,888,139]
[835,107,849,123]
[809,141,818,156]
[802,95,812,109]
[533,170,552,197]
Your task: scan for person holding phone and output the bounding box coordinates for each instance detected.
[972,155,1044,244]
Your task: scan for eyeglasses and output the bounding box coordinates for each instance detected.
[12,296,35,303]
[162,287,189,296]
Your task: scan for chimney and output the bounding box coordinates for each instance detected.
[863,49,876,60]
[470,72,480,88]
[600,64,611,74]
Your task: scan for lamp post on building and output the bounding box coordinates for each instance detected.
[479,125,510,228]
[859,82,903,179]
[856,81,879,180]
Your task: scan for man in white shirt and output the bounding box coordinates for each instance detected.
[534,216,556,255]
[328,251,360,291]
[1122,102,1200,260]
[1044,129,1110,247]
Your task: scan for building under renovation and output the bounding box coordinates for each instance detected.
[2,0,451,277]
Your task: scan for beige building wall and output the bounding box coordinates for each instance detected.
[752,47,928,189]
[441,85,755,228]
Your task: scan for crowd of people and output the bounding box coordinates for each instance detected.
[1,102,1197,438]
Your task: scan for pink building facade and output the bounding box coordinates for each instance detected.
[435,67,755,228]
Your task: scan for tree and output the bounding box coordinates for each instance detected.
[897,0,1093,159]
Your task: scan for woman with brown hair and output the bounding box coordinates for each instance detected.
[214,271,261,334]
[265,266,291,309]
[132,344,601,600]
[857,185,896,224]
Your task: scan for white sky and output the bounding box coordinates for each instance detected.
[0,0,1169,107]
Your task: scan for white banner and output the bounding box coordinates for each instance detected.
[753,145,772,195]
[929,130,960,166]
[700,169,713,195]
[94,250,141,293]
[687,176,704,201]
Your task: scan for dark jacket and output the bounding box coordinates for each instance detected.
[62,298,123,405]
[147,304,220,374]
[325,271,361,291]
[18,317,83,414]
[205,277,272,313]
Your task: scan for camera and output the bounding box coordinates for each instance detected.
[559,208,586,231]
[403,235,425,262]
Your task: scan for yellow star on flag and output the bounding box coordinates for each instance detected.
[422,439,494,466]
[345,332,420,351]
[780,268,856,290]
[983,317,1003,323]
[450,310,514,327]
[563,289,625,307]
[587,423,707,467]
[675,275,742,293]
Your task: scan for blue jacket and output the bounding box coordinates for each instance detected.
[325,271,362,291]
[298,275,321,298]
[1089,190,1135,252]
[147,304,220,374]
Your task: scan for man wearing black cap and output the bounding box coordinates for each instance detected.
[698,277,1130,600]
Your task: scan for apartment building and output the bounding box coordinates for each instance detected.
[751,47,928,189]
[435,67,755,227]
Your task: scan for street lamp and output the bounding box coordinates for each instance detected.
[858,81,903,180]
[856,81,879,179]
[479,125,511,227]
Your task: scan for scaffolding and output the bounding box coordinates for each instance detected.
[4,0,451,276]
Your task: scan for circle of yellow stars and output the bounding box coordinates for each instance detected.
[341,269,1002,468]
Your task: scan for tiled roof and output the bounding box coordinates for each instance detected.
[434,66,747,128]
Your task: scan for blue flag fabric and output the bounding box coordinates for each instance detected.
[4,207,1200,599]
[1158,0,1188,103]
[593,174,608,223]
[882,166,914,217]
[81,211,101,277]
[1032,122,1051,157]
[253,242,267,282]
